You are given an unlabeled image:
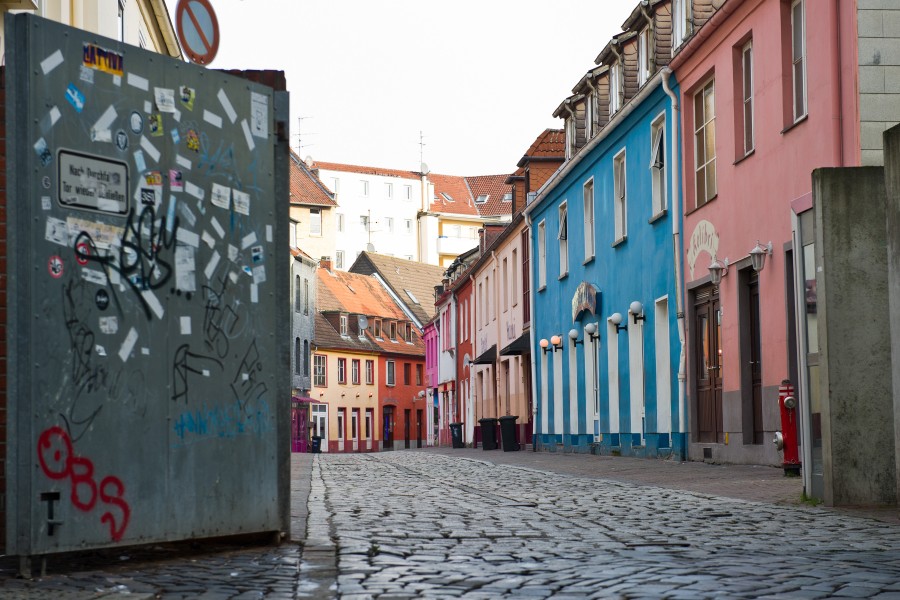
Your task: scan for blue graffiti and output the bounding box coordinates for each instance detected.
[172,399,272,446]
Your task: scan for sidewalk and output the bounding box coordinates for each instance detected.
[415,445,900,524]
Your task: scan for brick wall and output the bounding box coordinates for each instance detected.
[0,65,7,553]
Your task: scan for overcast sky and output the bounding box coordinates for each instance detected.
[172,0,638,176]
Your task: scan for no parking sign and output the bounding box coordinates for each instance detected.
[175,0,220,65]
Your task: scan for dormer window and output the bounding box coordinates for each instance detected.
[502,193,512,202]
[340,314,349,336]
[404,323,412,343]
[610,62,623,114]
[566,117,576,159]
[475,194,489,204]
[585,92,594,139]
[374,319,382,339]
[389,321,397,341]
[440,192,454,203]
[638,27,651,86]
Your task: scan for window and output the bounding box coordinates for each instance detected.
[440,192,454,203]
[389,321,397,341]
[337,358,347,384]
[502,192,512,203]
[309,208,321,236]
[118,0,125,42]
[522,229,530,323]
[385,217,394,233]
[331,178,340,193]
[638,27,651,86]
[416,364,423,386]
[565,116,576,160]
[360,215,369,231]
[336,250,345,270]
[374,319,382,339]
[336,213,344,232]
[385,183,393,199]
[538,220,546,289]
[386,360,396,386]
[610,62,623,114]
[294,275,301,312]
[290,221,297,248]
[403,363,411,385]
[404,323,412,342]
[366,360,374,384]
[694,79,717,207]
[583,179,595,260]
[405,219,413,234]
[614,151,627,242]
[304,278,309,315]
[502,257,509,312]
[650,114,667,215]
[558,203,568,277]
[741,41,754,155]
[361,180,369,196]
[313,354,327,386]
[303,341,310,376]
[585,93,594,139]
[340,314,348,336]
[791,0,806,122]
[295,338,301,374]
[512,249,518,306]
[352,359,360,384]
[404,185,412,200]
[672,0,691,50]
[476,194,489,204]
[485,275,491,321]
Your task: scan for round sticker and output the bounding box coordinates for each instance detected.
[42,176,52,189]
[75,242,90,266]
[48,255,64,279]
[95,289,110,311]
[115,129,129,151]
[130,111,144,134]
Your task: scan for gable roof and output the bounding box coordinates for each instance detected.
[311,161,421,182]
[467,174,513,218]
[317,267,406,320]
[290,151,337,207]
[428,173,478,216]
[348,252,446,325]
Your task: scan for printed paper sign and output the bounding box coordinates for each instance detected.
[59,151,128,215]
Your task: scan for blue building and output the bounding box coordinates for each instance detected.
[525,1,686,458]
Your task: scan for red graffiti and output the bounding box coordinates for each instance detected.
[37,426,131,542]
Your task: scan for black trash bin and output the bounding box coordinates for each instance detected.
[479,418,498,450]
[498,415,520,451]
[311,436,322,454]
[449,423,465,448]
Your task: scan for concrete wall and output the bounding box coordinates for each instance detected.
[883,124,900,503]
[858,1,900,166]
[813,166,896,506]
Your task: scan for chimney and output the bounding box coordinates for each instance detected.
[320,256,332,272]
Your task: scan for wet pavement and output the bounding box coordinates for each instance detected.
[2,448,900,598]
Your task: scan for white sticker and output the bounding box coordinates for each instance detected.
[173,108,182,122]
[93,105,117,133]
[185,181,204,200]
[233,190,250,216]
[40,50,64,75]
[217,89,238,123]
[175,154,192,170]
[201,230,216,248]
[229,270,239,284]
[128,73,150,91]
[178,201,197,227]
[79,65,95,84]
[242,373,250,382]
[133,150,147,173]
[42,196,52,211]
[141,289,164,320]
[176,228,200,247]
[250,283,259,303]
[211,183,231,209]
[205,250,221,280]
[49,106,62,127]
[81,268,108,285]
[180,316,192,335]
[140,136,161,163]
[143,100,152,114]
[91,129,112,143]
[241,119,255,151]
[118,327,138,362]
[175,245,197,292]
[202,369,211,377]
[211,217,225,238]
[113,75,122,87]
[99,316,118,334]
[266,225,273,242]
[154,87,176,113]
[141,347,150,356]
[252,265,266,285]
[95,345,107,357]
[250,92,268,138]
[203,109,223,128]
[46,217,69,246]
[242,231,258,249]
[228,244,239,262]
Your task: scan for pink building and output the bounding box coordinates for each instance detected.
[423,319,439,446]
[671,0,862,465]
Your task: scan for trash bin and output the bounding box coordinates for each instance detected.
[479,418,498,450]
[311,436,322,454]
[449,423,464,448]
[498,415,520,451]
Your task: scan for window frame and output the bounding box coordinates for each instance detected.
[365,359,374,385]
[638,27,651,86]
[790,0,806,122]
[340,314,348,336]
[693,79,718,208]
[385,216,394,233]
[415,363,423,386]
[558,202,569,278]
[309,208,322,236]
[610,62,622,114]
[385,182,393,199]
[583,178,595,261]
[386,360,396,386]
[336,213,344,233]
[742,40,754,155]
[404,185,412,201]
[313,354,327,387]
[403,362,411,386]
[613,150,628,243]
[361,180,369,196]
[351,359,360,385]
[335,250,345,270]
[337,357,347,384]
[650,113,667,217]
[537,220,547,290]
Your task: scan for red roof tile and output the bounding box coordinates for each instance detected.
[467,174,513,218]
[517,129,566,167]
[311,161,421,181]
[317,268,407,320]
[428,173,479,216]
[290,151,337,207]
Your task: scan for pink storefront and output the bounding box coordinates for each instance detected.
[671,0,859,464]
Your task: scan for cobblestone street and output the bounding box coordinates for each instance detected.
[2,450,900,599]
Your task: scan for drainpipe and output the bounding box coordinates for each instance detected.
[524,212,538,451]
[661,67,687,446]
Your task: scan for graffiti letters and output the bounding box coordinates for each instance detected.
[172,343,224,404]
[231,340,267,410]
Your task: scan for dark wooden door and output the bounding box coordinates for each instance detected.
[404,409,411,449]
[382,407,394,451]
[749,275,763,444]
[416,409,423,448]
[695,287,723,443]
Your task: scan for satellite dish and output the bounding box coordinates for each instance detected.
[304,155,314,168]
[357,315,369,330]
[421,162,430,174]
[366,243,375,252]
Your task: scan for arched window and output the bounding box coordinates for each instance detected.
[295,338,301,374]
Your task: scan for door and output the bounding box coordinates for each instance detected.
[404,409,411,449]
[749,273,763,444]
[416,409,423,448]
[383,407,394,451]
[312,404,328,453]
[695,286,723,443]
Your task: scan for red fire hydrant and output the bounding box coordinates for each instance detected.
[774,379,801,476]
